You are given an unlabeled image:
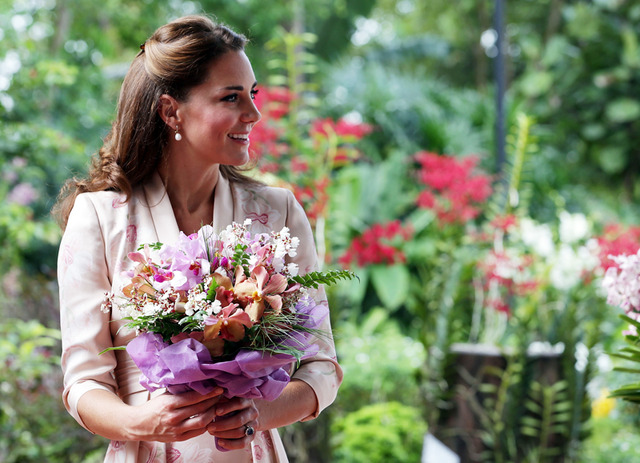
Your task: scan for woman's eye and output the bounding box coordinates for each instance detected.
[222,94,238,102]
[251,89,259,100]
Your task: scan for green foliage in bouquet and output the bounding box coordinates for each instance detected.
[290,269,357,289]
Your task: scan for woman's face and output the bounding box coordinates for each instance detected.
[174,50,261,167]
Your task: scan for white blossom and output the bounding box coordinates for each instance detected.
[519,218,554,257]
[559,211,590,244]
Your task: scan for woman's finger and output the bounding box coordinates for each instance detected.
[214,396,254,417]
[169,388,224,408]
[211,419,258,440]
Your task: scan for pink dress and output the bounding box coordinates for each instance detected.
[58,172,343,462]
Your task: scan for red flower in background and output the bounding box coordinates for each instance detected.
[292,177,330,223]
[478,250,540,315]
[311,117,373,140]
[246,86,374,230]
[250,87,294,163]
[415,151,492,225]
[490,214,518,232]
[254,86,293,120]
[251,124,283,163]
[339,220,414,268]
[596,223,640,270]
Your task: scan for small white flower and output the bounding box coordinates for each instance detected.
[287,262,299,277]
[184,300,196,316]
[272,257,285,273]
[289,237,300,257]
[208,299,222,315]
[142,302,160,316]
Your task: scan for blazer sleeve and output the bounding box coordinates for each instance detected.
[58,194,119,430]
[282,190,344,421]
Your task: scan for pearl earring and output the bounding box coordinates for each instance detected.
[174,125,182,141]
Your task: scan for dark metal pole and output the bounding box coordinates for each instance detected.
[494,0,506,175]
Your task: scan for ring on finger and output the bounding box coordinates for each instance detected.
[244,424,255,437]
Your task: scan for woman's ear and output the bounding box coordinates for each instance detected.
[158,94,180,128]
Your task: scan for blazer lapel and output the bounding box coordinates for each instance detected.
[212,173,236,232]
[142,172,180,244]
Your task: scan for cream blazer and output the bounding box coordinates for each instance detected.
[58,172,343,462]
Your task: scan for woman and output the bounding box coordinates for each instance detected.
[54,15,342,462]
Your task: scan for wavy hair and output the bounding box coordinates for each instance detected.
[54,15,260,229]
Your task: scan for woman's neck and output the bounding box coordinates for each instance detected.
[158,160,220,234]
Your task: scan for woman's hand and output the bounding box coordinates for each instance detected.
[124,388,225,442]
[206,396,259,450]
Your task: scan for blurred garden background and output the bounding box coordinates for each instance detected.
[2,0,640,461]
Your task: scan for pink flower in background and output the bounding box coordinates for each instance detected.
[7,182,39,206]
[12,157,27,168]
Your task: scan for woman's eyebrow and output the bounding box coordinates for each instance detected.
[221,81,258,91]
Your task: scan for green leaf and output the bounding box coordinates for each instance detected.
[478,384,498,394]
[520,416,541,428]
[594,145,626,174]
[524,399,543,414]
[521,426,540,437]
[206,278,219,302]
[621,314,640,330]
[552,401,573,412]
[605,98,640,123]
[519,71,554,98]
[370,264,410,311]
[613,367,640,374]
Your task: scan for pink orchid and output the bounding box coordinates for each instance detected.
[233,265,288,321]
[212,272,236,306]
[122,275,157,299]
[126,245,174,289]
[204,304,254,343]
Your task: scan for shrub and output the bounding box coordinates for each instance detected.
[331,401,427,463]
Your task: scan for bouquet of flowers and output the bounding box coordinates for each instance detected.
[602,249,640,403]
[102,219,353,403]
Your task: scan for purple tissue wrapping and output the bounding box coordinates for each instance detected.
[125,296,329,401]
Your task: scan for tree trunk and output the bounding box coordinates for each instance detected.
[50,0,73,55]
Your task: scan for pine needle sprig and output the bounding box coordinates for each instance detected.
[245,308,330,362]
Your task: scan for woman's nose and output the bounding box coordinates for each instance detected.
[242,99,261,123]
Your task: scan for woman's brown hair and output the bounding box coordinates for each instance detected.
[53,15,260,229]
